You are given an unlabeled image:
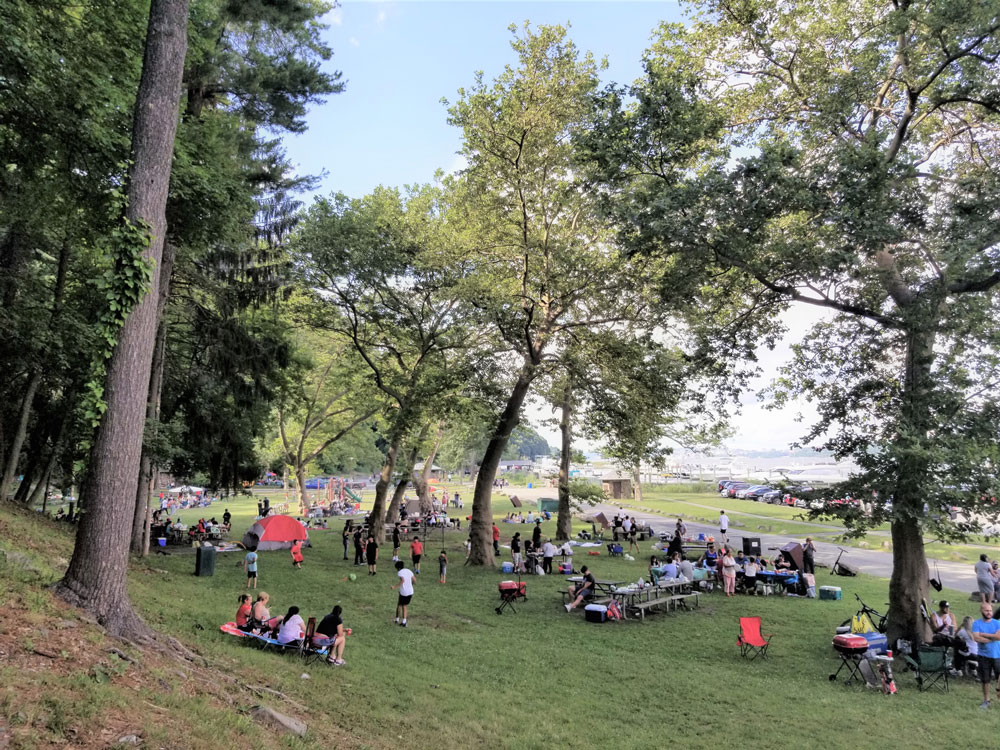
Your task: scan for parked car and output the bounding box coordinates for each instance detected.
[724,482,751,497]
[736,484,769,499]
[760,489,783,504]
[746,486,776,501]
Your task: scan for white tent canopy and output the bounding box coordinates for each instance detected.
[167,485,205,494]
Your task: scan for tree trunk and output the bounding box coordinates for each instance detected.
[55,0,189,640]
[886,325,937,644]
[388,437,422,524]
[556,381,573,541]
[131,242,176,555]
[468,363,535,565]
[388,478,408,524]
[370,437,401,544]
[295,462,309,515]
[1,370,41,501]
[414,423,442,517]
[632,464,642,505]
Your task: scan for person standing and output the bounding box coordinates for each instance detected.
[392,560,416,627]
[719,510,730,542]
[392,523,401,561]
[244,548,258,589]
[628,521,639,554]
[438,550,448,584]
[972,601,1000,708]
[511,532,522,572]
[721,546,737,597]
[541,539,557,575]
[802,537,816,574]
[365,535,379,575]
[410,535,423,575]
[532,519,542,549]
[492,523,500,556]
[975,554,994,604]
[353,527,364,567]
[341,522,350,561]
[290,539,304,569]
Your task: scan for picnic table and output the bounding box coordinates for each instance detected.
[562,577,624,603]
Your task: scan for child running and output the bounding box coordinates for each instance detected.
[410,535,423,575]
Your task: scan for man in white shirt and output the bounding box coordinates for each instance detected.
[623,516,632,534]
[391,560,416,627]
[719,511,730,542]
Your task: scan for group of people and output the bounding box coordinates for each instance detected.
[505,520,560,574]
[235,592,348,666]
[610,512,642,553]
[973,554,1000,604]
[927,598,1000,709]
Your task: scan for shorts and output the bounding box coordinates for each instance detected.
[412,554,421,565]
[440,565,447,576]
[979,656,1000,683]
[247,569,257,579]
[366,555,376,565]
[397,594,413,606]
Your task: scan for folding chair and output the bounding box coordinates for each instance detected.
[737,616,773,661]
[301,617,332,665]
[903,645,951,692]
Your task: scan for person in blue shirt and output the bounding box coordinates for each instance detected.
[972,601,1000,709]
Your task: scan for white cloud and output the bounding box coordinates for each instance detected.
[349,36,361,48]
[324,7,343,26]
[376,8,387,26]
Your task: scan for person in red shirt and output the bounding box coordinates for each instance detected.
[290,539,304,569]
[235,594,252,630]
[492,523,500,555]
[410,536,424,575]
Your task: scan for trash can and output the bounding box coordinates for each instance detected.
[157,537,166,548]
[742,537,762,557]
[195,545,216,577]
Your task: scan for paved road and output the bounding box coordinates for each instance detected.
[593,503,978,593]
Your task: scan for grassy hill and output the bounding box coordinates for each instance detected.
[1,495,996,749]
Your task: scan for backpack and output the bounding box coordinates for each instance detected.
[606,600,622,621]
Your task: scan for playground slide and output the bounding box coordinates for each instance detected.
[344,487,362,503]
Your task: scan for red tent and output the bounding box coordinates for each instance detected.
[242,515,310,551]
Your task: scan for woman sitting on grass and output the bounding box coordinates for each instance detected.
[235,594,253,630]
[315,605,347,666]
[250,592,282,633]
[276,606,305,647]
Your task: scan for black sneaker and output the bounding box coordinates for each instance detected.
[400,622,407,627]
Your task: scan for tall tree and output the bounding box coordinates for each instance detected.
[586,0,1000,642]
[448,24,645,565]
[275,331,378,512]
[55,0,190,637]
[296,187,476,542]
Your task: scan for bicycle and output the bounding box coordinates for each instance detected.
[840,593,888,633]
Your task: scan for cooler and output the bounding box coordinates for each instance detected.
[819,585,842,600]
[501,561,514,574]
[559,562,573,574]
[584,603,607,623]
[861,631,889,655]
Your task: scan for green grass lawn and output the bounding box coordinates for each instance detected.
[7,492,1000,748]
[133,495,998,748]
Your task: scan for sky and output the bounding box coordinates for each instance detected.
[286,0,830,453]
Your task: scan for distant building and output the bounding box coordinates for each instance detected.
[601,471,633,500]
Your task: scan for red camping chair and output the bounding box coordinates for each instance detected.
[737,617,773,661]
